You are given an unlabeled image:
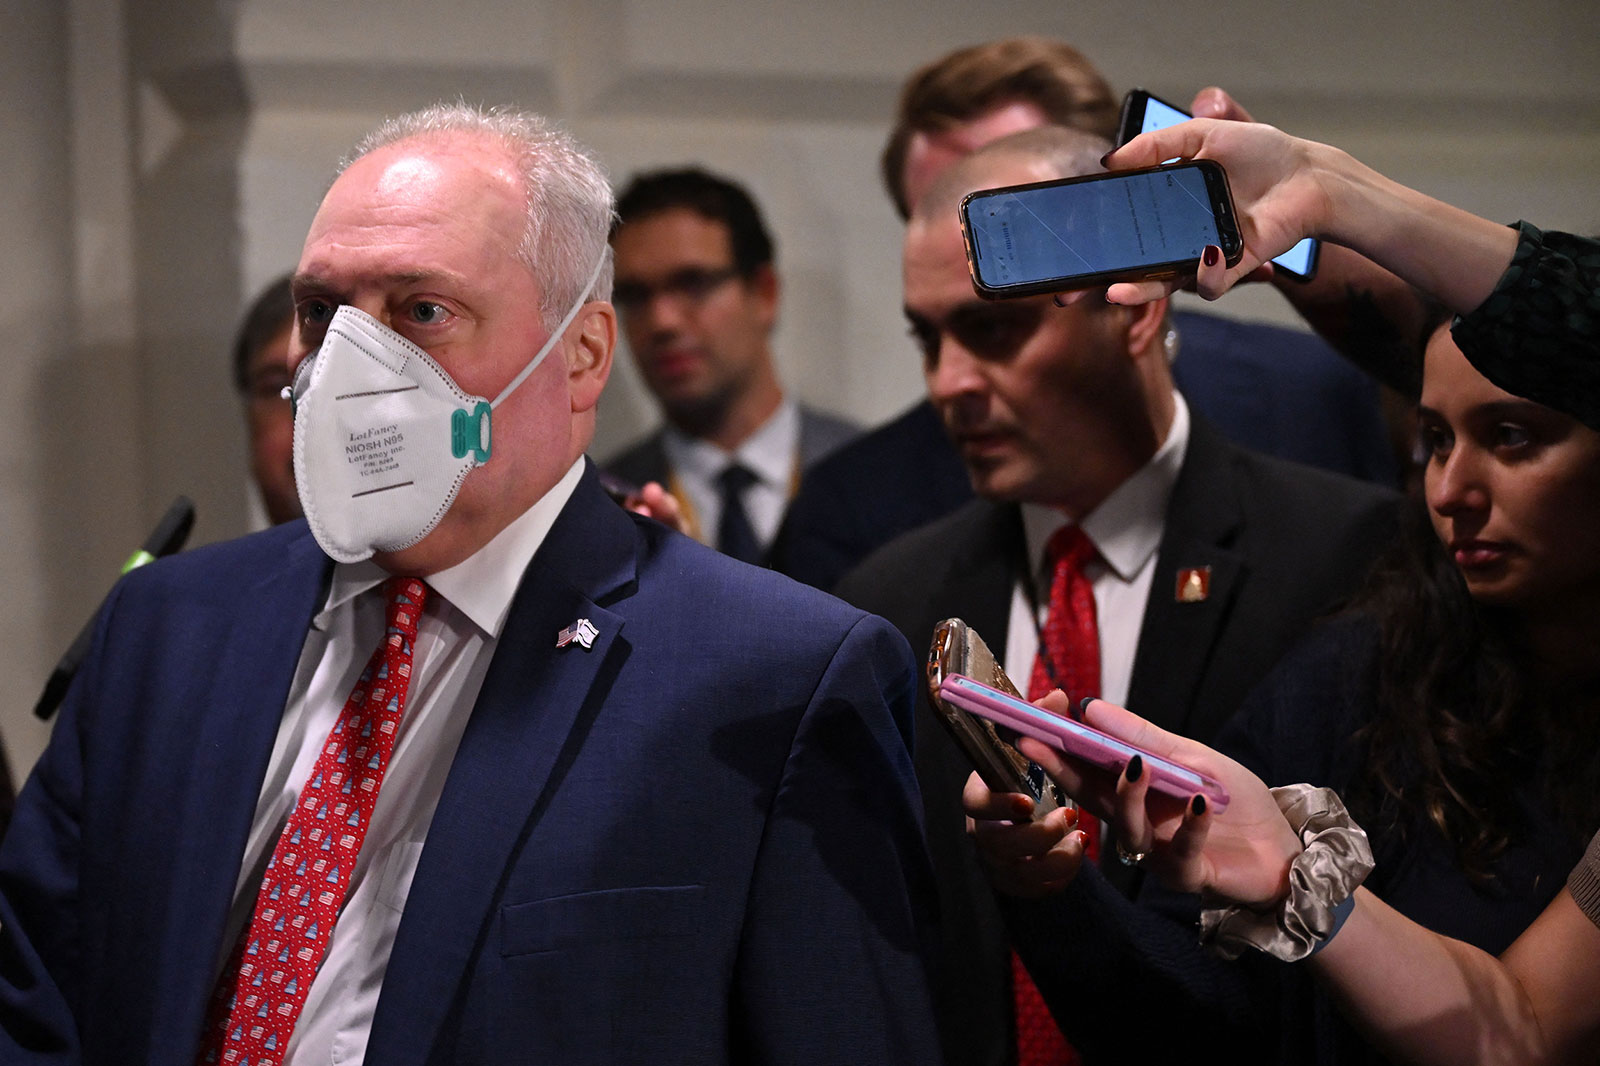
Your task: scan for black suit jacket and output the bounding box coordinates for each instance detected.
[833,419,1399,1066]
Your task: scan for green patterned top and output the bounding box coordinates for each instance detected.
[1452,221,1600,431]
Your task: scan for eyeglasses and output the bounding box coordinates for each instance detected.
[612,266,741,313]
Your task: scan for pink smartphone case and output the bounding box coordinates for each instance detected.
[938,675,1229,811]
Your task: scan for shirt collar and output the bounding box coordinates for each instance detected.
[1021,392,1191,583]
[317,456,587,639]
[660,398,799,488]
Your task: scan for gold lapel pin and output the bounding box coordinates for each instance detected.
[1174,566,1211,604]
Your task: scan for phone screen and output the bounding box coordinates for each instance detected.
[1135,93,1190,137]
[965,165,1226,292]
[1123,89,1318,280]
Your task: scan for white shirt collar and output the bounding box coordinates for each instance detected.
[660,398,799,488]
[1021,392,1191,582]
[318,456,588,638]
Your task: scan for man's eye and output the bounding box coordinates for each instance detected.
[953,317,1023,357]
[408,301,450,325]
[298,298,336,329]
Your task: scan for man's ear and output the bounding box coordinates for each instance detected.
[567,302,616,414]
[749,263,779,330]
[1123,295,1170,363]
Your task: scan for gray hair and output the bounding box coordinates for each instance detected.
[343,102,615,329]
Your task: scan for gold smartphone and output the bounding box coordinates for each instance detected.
[926,618,1067,820]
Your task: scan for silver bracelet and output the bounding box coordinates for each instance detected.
[1198,784,1374,962]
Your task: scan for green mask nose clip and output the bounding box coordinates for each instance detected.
[451,401,492,463]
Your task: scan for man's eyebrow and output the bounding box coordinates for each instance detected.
[289,269,471,295]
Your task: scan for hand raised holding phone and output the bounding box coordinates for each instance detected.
[972,690,1303,908]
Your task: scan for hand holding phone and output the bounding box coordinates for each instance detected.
[1117,88,1319,281]
[960,161,1244,299]
[937,674,1230,812]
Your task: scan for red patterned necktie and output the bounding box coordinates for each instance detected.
[1013,525,1102,1066]
[195,576,429,1066]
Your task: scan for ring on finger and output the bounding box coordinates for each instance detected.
[1115,840,1148,867]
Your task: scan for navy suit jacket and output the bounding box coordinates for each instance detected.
[772,311,1397,592]
[0,464,941,1065]
[833,421,1399,1066]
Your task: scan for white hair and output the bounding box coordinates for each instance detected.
[343,102,615,329]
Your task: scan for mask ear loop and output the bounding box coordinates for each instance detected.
[450,253,609,465]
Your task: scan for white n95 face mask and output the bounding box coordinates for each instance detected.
[289,258,604,564]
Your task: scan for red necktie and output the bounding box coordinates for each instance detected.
[196,576,429,1066]
[1013,525,1102,1066]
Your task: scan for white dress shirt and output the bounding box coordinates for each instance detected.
[660,399,800,551]
[1003,395,1190,707]
[220,457,585,1065]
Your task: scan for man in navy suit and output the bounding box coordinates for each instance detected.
[0,104,938,1065]
[604,168,857,563]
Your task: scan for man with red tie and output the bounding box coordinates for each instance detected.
[0,103,939,1065]
[834,126,1398,1066]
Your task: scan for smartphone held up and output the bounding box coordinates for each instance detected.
[1118,88,1320,281]
[959,160,1244,300]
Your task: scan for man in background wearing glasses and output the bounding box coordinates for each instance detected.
[604,168,857,564]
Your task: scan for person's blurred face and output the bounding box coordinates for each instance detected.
[290,132,610,574]
[902,193,1139,510]
[899,100,1049,215]
[242,320,302,524]
[610,208,776,431]
[1420,327,1600,616]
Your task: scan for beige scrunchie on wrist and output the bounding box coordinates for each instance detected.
[1198,784,1374,962]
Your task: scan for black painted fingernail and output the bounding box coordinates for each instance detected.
[1191,794,1207,816]
[1099,152,1112,168]
[1125,754,1143,782]
[1202,245,1220,267]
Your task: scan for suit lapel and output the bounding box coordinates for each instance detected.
[366,467,638,1065]
[1125,420,1246,737]
[938,501,1022,663]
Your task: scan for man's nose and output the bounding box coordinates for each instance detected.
[636,291,692,339]
[925,338,987,404]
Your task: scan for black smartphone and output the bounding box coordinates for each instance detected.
[1117,88,1320,281]
[959,161,1244,299]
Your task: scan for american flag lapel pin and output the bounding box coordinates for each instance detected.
[556,618,600,650]
[1174,566,1211,604]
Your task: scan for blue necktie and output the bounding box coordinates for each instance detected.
[716,463,762,564]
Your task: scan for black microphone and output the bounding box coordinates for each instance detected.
[33,496,196,721]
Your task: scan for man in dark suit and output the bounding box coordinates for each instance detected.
[770,38,1396,591]
[604,168,856,563]
[0,104,938,1065]
[833,127,1398,1066]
